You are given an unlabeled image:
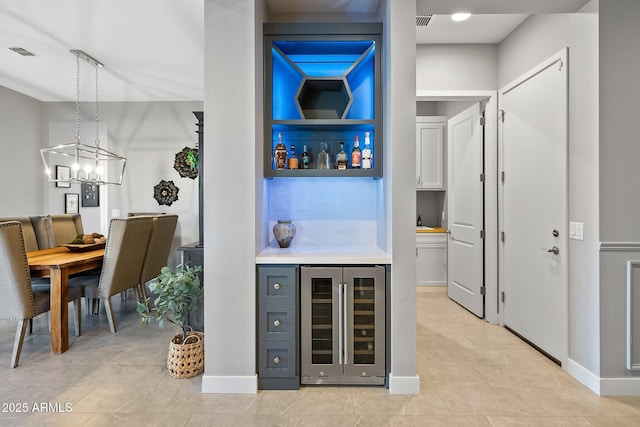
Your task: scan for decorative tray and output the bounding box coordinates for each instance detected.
[63,243,106,252]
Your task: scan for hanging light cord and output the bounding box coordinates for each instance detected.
[95,61,100,148]
[75,52,81,144]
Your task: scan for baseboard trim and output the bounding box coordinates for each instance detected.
[565,358,600,395]
[201,374,258,394]
[565,359,640,396]
[388,373,420,395]
[600,377,640,396]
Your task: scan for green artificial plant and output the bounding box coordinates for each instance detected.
[186,149,198,171]
[137,263,203,343]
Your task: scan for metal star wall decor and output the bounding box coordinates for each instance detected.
[174,147,198,179]
[153,180,179,206]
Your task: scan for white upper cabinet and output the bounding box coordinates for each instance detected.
[416,117,446,190]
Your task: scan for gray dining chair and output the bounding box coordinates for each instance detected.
[136,214,178,301]
[69,216,154,333]
[47,214,84,246]
[0,221,84,367]
[0,218,82,337]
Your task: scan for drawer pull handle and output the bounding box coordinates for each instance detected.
[273,319,281,327]
[273,356,281,364]
[273,283,281,290]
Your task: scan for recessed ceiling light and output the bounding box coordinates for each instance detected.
[451,13,471,22]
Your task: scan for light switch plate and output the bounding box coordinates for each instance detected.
[569,221,584,240]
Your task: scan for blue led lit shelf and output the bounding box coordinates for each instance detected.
[264,23,382,178]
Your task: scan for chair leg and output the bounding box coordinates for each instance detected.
[72,299,82,337]
[103,297,117,333]
[11,320,28,368]
[28,318,33,335]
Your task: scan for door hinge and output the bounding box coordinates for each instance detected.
[416,248,418,257]
[498,109,505,122]
[480,286,486,296]
[479,116,486,126]
[501,291,505,302]
[480,230,486,239]
[500,231,505,242]
[480,173,485,182]
[501,171,505,183]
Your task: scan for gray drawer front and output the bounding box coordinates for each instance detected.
[258,266,297,305]
[258,304,296,342]
[258,340,296,378]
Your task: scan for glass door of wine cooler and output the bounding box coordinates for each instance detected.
[301,266,385,385]
[301,267,343,382]
[342,267,385,381]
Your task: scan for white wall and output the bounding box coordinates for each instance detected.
[0,86,45,216]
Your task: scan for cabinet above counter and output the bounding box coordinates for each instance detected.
[256,245,391,265]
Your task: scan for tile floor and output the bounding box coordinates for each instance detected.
[2,287,640,426]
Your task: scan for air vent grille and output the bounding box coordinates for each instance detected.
[416,15,433,27]
[9,47,35,56]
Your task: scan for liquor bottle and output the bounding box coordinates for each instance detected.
[336,141,347,170]
[301,144,311,169]
[274,133,287,170]
[417,215,422,226]
[351,136,361,169]
[317,142,329,169]
[288,144,299,169]
[362,132,372,169]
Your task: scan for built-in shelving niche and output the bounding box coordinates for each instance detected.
[264,23,382,178]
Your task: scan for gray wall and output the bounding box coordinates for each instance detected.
[0,86,45,216]
[599,0,640,380]
[0,88,202,267]
[416,44,498,91]
[43,101,203,267]
[498,9,601,376]
[382,0,420,392]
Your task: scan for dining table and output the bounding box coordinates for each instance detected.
[27,246,105,353]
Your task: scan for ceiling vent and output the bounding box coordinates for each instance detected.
[9,47,35,56]
[416,15,433,27]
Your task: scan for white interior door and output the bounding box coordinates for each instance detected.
[500,49,568,363]
[447,103,484,317]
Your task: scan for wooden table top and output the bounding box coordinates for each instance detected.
[27,246,105,272]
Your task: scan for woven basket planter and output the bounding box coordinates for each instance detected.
[167,331,204,378]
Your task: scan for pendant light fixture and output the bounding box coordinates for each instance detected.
[41,49,127,185]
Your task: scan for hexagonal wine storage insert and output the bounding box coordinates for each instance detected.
[296,78,353,119]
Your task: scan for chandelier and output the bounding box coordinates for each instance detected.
[41,49,126,185]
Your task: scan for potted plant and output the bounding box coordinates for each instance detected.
[137,263,204,378]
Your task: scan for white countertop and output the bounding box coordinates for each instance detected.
[256,245,391,264]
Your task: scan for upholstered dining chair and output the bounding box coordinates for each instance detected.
[0,217,42,252]
[0,217,82,336]
[47,214,84,246]
[0,221,83,367]
[69,216,154,333]
[136,214,178,301]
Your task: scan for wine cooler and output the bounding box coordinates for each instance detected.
[300,266,385,385]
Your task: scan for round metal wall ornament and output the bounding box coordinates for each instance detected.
[174,147,198,179]
[153,180,179,206]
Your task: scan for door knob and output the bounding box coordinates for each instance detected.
[543,246,560,255]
